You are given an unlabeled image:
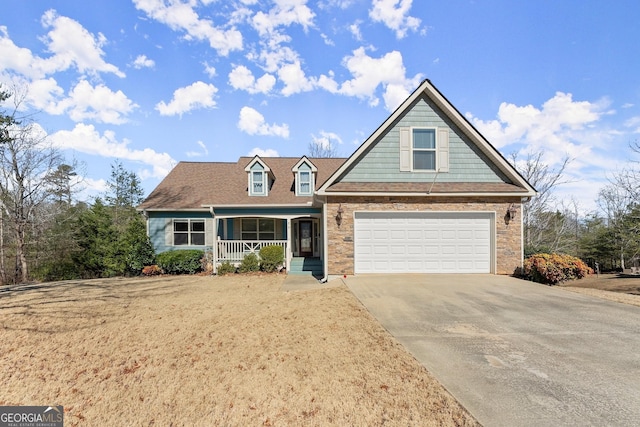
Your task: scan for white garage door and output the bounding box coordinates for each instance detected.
[354,212,493,274]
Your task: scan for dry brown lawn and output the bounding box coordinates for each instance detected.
[0,274,478,426]
[560,273,640,307]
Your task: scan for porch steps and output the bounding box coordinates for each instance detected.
[289,257,323,278]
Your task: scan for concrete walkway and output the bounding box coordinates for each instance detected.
[280,274,343,291]
[345,274,640,427]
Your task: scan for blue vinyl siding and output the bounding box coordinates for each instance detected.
[148,211,213,254]
[148,208,319,253]
[339,95,510,184]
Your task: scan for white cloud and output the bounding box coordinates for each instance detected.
[49,123,175,179]
[321,33,334,46]
[624,116,640,133]
[156,81,218,116]
[278,60,316,96]
[22,77,65,112]
[40,10,125,78]
[0,27,45,79]
[369,0,421,39]
[469,93,623,212]
[228,65,276,94]
[55,80,137,124]
[132,54,155,69]
[203,62,216,78]
[238,106,289,137]
[248,147,279,157]
[132,0,243,56]
[0,11,124,80]
[251,0,315,36]
[186,140,209,158]
[470,92,606,150]
[349,21,363,41]
[337,47,423,110]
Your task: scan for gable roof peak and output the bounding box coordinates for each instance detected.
[291,155,318,173]
[317,79,536,196]
[244,155,271,172]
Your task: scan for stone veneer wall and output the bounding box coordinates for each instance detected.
[326,196,523,276]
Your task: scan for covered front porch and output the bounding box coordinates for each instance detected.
[209,206,324,276]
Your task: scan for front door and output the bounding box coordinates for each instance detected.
[299,220,313,257]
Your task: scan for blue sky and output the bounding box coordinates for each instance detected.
[1,0,639,213]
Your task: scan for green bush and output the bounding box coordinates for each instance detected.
[32,261,81,282]
[239,253,260,273]
[156,250,204,275]
[259,245,284,272]
[523,253,593,285]
[217,261,236,275]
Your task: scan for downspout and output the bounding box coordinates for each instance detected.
[211,207,218,275]
[320,195,329,283]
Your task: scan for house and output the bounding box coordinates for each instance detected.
[138,79,536,277]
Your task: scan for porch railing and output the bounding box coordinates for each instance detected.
[216,240,287,264]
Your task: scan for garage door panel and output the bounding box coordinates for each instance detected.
[354,212,492,274]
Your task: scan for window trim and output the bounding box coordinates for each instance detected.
[297,170,313,196]
[251,170,266,196]
[411,127,437,172]
[173,219,206,246]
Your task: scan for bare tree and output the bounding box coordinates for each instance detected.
[595,183,639,269]
[308,134,340,158]
[0,87,64,283]
[510,150,572,254]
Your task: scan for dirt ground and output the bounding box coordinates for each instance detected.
[0,274,478,426]
[559,273,640,307]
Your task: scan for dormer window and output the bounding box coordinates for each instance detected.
[252,169,265,195]
[299,170,311,195]
[245,156,271,196]
[292,156,317,197]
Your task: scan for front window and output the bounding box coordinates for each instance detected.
[174,219,205,246]
[413,128,436,171]
[241,218,275,240]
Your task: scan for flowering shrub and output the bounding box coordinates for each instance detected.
[523,253,593,285]
[141,265,162,276]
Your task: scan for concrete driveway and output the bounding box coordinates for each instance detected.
[345,274,640,427]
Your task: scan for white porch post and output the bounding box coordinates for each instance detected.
[210,207,217,275]
[286,218,292,272]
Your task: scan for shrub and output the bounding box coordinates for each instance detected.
[523,253,593,285]
[141,265,162,276]
[32,261,81,282]
[239,253,260,273]
[259,245,284,273]
[156,250,204,275]
[217,261,236,275]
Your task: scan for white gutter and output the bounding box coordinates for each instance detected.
[316,191,536,197]
[200,202,314,208]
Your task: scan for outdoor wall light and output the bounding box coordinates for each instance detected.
[507,203,518,221]
[335,204,344,226]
